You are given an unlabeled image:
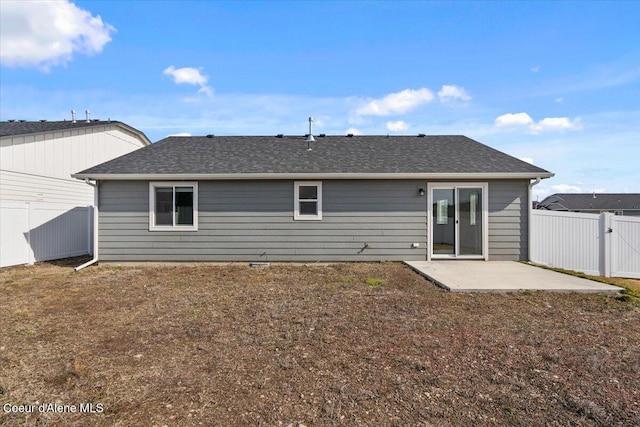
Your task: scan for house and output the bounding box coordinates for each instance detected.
[0,115,151,267]
[537,193,640,216]
[72,133,553,263]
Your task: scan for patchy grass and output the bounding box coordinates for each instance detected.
[364,277,385,287]
[526,263,640,302]
[1,260,639,426]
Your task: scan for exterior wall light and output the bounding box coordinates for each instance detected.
[419,188,426,196]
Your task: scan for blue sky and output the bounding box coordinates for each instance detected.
[1,1,638,199]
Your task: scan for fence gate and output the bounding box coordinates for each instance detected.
[530,210,640,279]
[610,214,640,279]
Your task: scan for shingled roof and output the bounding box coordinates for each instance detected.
[0,120,151,145]
[538,193,640,211]
[73,135,553,179]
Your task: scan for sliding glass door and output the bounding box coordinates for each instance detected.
[429,183,487,259]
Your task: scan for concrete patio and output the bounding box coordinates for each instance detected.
[404,261,625,293]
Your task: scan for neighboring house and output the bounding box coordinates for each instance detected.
[537,193,640,217]
[0,117,151,267]
[73,134,553,263]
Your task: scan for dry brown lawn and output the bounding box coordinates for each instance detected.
[1,258,639,426]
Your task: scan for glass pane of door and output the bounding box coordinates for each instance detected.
[458,188,483,256]
[432,189,455,255]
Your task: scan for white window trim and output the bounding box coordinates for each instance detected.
[294,181,322,221]
[149,181,198,231]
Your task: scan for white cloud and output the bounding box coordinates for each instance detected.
[197,86,214,97]
[519,157,534,164]
[0,0,115,70]
[555,97,564,103]
[164,66,208,85]
[345,127,362,135]
[166,132,192,137]
[530,117,579,134]
[386,120,409,132]
[495,112,580,134]
[438,85,471,103]
[355,88,434,116]
[163,65,213,96]
[495,112,534,127]
[531,66,540,73]
[552,184,581,193]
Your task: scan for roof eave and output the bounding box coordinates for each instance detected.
[1,122,151,146]
[113,122,152,146]
[72,172,555,181]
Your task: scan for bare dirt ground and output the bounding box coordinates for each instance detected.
[1,259,639,426]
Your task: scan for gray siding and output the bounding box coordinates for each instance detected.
[98,179,530,262]
[99,180,428,262]
[488,180,529,261]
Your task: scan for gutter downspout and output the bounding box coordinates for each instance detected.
[75,179,98,271]
[528,177,541,262]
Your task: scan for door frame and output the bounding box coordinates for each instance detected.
[427,182,489,261]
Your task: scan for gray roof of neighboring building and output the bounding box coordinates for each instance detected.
[0,120,151,144]
[538,193,640,211]
[73,134,552,179]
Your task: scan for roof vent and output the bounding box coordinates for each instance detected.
[417,133,426,137]
[8,119,15,122]
[85,110,91,123]
[305,117,315,141]
[319,133,326,138]
[71,109,76,123]
[39,119,47,122]
[93,119,100,122]
[19,120,26,122]
[276,134,283,138]
[206,134,214,138]
[346,133,354,138]
[305,117,315,151]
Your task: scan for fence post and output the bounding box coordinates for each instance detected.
[609,213,619,278]
[602,213,612,277]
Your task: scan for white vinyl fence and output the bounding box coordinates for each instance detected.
[0,201,93,268]
[531,210,640,279]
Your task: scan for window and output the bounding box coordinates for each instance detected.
[294,181,322,220]
[149,182,198,231]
